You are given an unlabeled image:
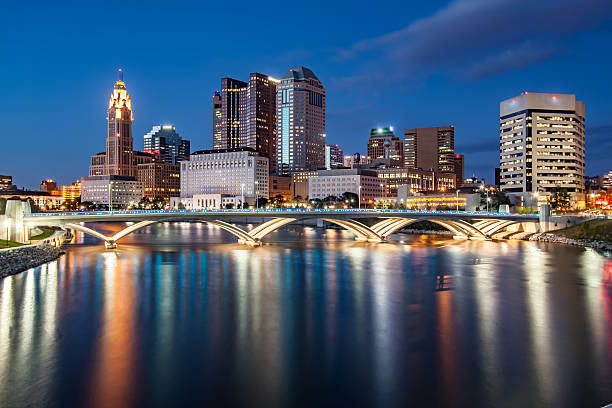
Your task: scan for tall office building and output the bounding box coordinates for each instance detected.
[245,73,278,172]
[89,69,136,177]
[212,74,278,171]
[325,144,343,169]
[276,67,326,175]
[454,154,465,186]
[213,77,247,149]
[143,125,190,164]
[366,127,404,167]
[499,92,586,207]
[404,126,455,172]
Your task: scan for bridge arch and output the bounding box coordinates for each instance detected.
[370,218,489,239]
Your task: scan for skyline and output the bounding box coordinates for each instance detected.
[3,0,612,188]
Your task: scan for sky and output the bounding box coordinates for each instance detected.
[2,0,612,189]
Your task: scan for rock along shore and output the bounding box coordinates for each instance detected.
[530,233,612,253]
[0,244,65,279]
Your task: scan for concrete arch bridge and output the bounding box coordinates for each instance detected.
[21,208,542,249]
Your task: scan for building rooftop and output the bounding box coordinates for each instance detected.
[282,66,319,81]
[191,147,258,155]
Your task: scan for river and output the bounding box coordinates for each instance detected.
[0,222,611,407]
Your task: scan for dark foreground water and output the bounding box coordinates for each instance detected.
[0,222,611,408]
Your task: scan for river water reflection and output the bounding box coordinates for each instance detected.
[0,223,611,407]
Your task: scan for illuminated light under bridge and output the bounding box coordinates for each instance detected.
[22,209,541,249]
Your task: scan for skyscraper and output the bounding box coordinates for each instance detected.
[143,125,190,164]
[404,126,455,173]
[366,127,404,167]
[89,69,135,177]
[213,77,247,150]
[325,144,343,169]
[499,92,586,207]
[245,73,278,172]
[276,67,326,175]
[212,74,277,172]
[454,154,465,186]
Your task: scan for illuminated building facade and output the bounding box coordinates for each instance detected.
[143,125,190,164]
[404,126,455,172]
[276,67,326,175]
[137,163,180,199]
[81,175,143,206]
[213,77,247,149]
[499,92,586,207]
[59,181,81,202]
[40,180,59,195]
[291,170,318,199]
[366,127,404,167]
[212,74,278,172]
[179,148,268,201]
[89,69,136,177]
[269,175,292,200]
[0,175,13,191]
[343,154,366,168]
[454,154,465,186]
[373,167,456,196]
[308,169,385,206]
[325,144,343,169]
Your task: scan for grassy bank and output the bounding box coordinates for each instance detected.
[0,240,23,248]
[553,219,612,244]
[30,227,55,240]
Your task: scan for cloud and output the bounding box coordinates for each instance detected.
[338,0,612,82]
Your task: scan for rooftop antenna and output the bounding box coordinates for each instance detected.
[118,68,123,81]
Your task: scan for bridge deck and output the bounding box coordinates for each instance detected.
[24,209,539,226]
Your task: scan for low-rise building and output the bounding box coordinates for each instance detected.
[0,190,63,210]
[137,163,180,199]
[372,167,456,196]
[59,181,81,202]
[308,169,386,206]
[80,175,144,207]
[291,170,317,199]
[0,175,13,191]
[269,175,292,200]
[178,147,268,202]
[170,194,249,210]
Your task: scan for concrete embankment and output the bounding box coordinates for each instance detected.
[0,244,65,278]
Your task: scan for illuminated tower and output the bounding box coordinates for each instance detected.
[105,68,135,176]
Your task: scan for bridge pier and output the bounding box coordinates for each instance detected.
[104,241,117,249]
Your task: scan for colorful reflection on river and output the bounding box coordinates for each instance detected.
[0,223,610,407]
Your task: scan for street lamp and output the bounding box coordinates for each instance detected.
[358,185,362,210]
[255,181,259,209]
[456,190,459,211]
[380,183,384,209]
[241,183,245,209]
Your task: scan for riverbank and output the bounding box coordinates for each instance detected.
[0,244,65,278]
[530,232,611,253]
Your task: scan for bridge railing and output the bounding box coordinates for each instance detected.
[26,208,540,218]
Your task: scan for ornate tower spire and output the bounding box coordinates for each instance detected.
[105,69,135,176]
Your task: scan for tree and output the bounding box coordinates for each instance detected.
[152,196,167,210]
[549,186,571,212]
[0,198,6,215]
[341,192,359,208]
[323,195,338,206]
[178,202,186,210]
[309,198,323,209]
[256,197,269,208]
[270,194,284,208]
[225,203,234,209]
[478,188,511,211]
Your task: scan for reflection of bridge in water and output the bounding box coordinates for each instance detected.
[23,209,542,249]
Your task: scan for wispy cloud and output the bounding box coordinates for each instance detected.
[336,0,612,83]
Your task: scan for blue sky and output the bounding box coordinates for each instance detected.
[2,0,611,188]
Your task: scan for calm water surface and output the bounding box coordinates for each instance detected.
[0,222,611,407]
